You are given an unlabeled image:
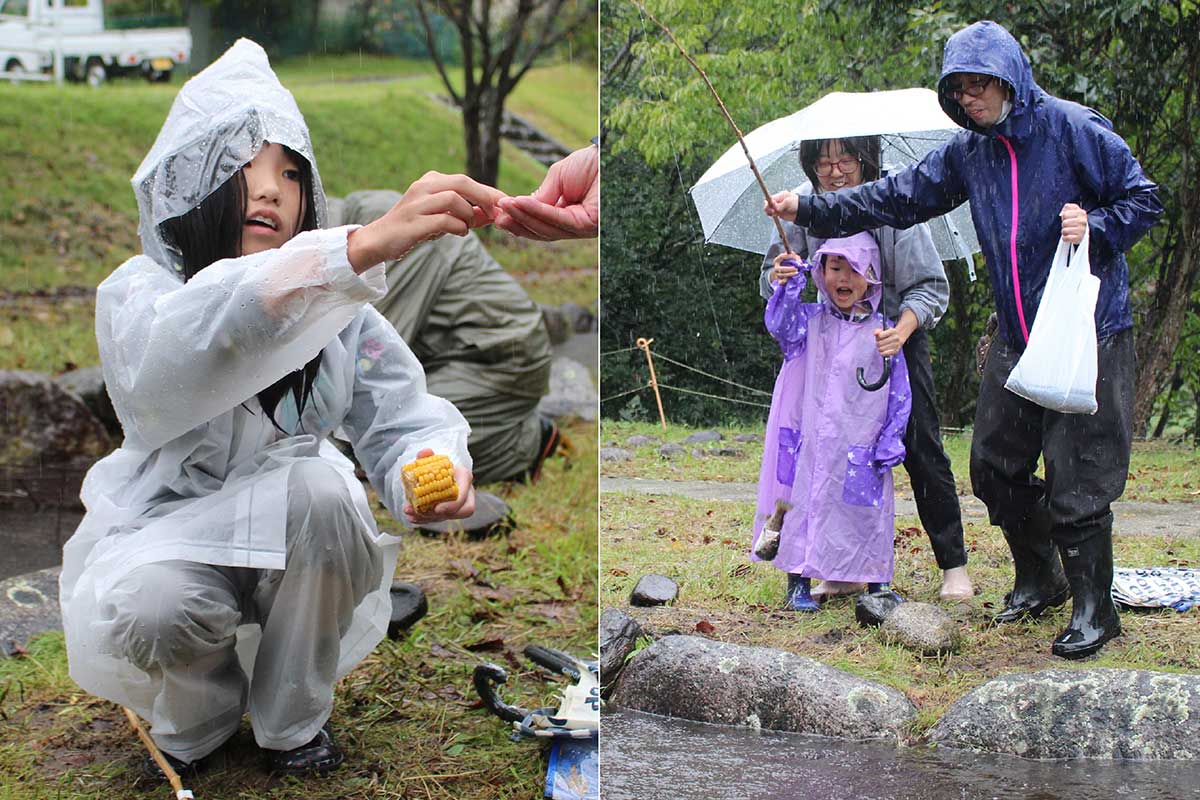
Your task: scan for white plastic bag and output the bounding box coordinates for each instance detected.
[1004,228,1100,414]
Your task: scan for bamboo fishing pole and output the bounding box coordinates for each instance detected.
[123,706,195,799]
[629,0,796,257]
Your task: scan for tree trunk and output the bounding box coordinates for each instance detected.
[1151,363,1183,438]
[184,0,213,75]
[463,94,486,184]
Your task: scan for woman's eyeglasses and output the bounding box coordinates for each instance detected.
[948,76,994,101]
[813,156,861,176]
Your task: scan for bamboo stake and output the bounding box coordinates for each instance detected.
[636,337,667,430]
[123,706,195,799]
[630,0,796,256]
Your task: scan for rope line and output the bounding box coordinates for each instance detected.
[649,351,772,396]
[600,345,640,357]
[600,383,650,403]
[656,382,771,408]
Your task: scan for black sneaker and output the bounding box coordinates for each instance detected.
[141,749,203,781]
[263,724,344,776]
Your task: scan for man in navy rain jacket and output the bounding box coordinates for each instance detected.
[767,20,1163,659]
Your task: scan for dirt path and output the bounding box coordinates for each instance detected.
[600,476,1200,538]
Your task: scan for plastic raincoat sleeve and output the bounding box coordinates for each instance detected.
[338,306,472,521]
[795,141,970,240]
[98,226,383,452]
[873,348,910,468]
[760,219,811,301]
[1068,112,1164,266]
[764,264,814,359]
[891,224,949,330]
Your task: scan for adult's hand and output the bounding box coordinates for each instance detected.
[1060,202,1088,244]
[402,447,477,524]
[874,310,919,358]
[764,191,798,220]
[494,146,599,240]
[770,252,800,285]
[347,172,506,272]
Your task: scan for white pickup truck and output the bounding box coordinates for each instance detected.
[0,0,190,85]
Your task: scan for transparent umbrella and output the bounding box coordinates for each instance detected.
[689,88,980,278]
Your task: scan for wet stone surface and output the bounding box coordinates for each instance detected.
[599,607,643,692]
[658,443,686,458]
[625,435,658,447]
[612,635,916,739]
[683,430,723,444]
[387,582,429,640]
[855,590,905,627]
[930,669,1200,759]
[0,566,62,657]
[630,574,678,607]
[601,448,634,462]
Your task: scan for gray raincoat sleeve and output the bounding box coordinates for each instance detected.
[889,223,949,330]
[98,225,386,452]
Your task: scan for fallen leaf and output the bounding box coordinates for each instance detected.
[449,559,478,579]
[694,620,716,634]
[609,568,629,577]
[470,585,517,603]
[528,602,579,623]
[465,637,506,652]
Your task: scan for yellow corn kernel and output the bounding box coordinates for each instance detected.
[401,454,458,514]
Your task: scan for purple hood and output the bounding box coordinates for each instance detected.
[810,232,882,314]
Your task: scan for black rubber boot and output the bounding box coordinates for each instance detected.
[264,723,344,776]
[993,512,1069,624]
[1052,529,1121,660]
[142,749,204,781]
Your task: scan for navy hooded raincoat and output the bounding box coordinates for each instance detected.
[792,21,1163,351]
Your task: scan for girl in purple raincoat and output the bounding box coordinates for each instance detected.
[752,232,912,611]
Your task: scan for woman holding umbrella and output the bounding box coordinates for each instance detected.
[760,134,974,603]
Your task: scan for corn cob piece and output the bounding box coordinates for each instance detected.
[402,454,458,514]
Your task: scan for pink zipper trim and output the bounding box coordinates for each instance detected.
[997,134,1029,343]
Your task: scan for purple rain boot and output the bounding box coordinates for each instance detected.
[785,574,820,612]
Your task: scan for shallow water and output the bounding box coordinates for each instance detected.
[602,710,1200,800]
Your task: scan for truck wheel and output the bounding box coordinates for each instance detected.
[85,61,106,88]
[5,59,24,85]
[147,67,172,83]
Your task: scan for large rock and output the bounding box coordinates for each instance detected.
[54,366,120,439]
[879,602,959,657]
[624,435,658,448]
[658,443,685,459]
[855,590,905,627]
[0,567,62,657]
[630,574,678,607]
[0,371,112,509]
[600,448,633,462]
[930,669,1200,759]
[536,357,596,422]
[683,430,723,444]
[599,608,643,692]
[612,635,916,739]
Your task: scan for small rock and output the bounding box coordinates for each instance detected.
[600,448,633,462]
[599,608,644,692]
[659,443,685,458]
[708,447,746,458]
[536,357,596,422]
[732,433,760,443]
[630,574,678,607]
[855,590,904,627]
[387,582,429,639]
[691,448,707,459]
[625,435,658,447]
[54,367,121,439]
[879,601,959,656]
[684,430,723,444]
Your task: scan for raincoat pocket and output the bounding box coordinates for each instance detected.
[842,445,884,507]
[776,427,802,486]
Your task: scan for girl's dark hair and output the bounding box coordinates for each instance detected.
[159,143,321,432]
[798,136,882,191]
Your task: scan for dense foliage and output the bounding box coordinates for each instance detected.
[601,0,1199,438]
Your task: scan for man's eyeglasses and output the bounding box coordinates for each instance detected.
[948,76,994,101]
[813,156,861,176]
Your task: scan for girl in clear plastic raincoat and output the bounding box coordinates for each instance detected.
[59,39,503,778]
[751,232,912,612]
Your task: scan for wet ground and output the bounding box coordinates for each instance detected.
[0,508,82,581]
[603,710,1200,800]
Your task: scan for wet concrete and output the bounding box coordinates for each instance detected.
[600,477,1200,538]
[602,709,1200,800]
[0,566,61,656]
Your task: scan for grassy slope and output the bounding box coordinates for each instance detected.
[0,59,597,373]
[600,420,1200,737]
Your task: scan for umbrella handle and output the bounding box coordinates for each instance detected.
[857,356,891,391]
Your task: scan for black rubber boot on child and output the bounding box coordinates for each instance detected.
[993,512,1069,624]
[264,723,344,776]
[1051,526,1121,660]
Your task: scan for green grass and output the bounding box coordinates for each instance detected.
[600,420,1200,502]
[0,59,595,295]
[601,492,1200,740]
[0,419,597,799]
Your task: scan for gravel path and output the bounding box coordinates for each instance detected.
[600,477,1200,538]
